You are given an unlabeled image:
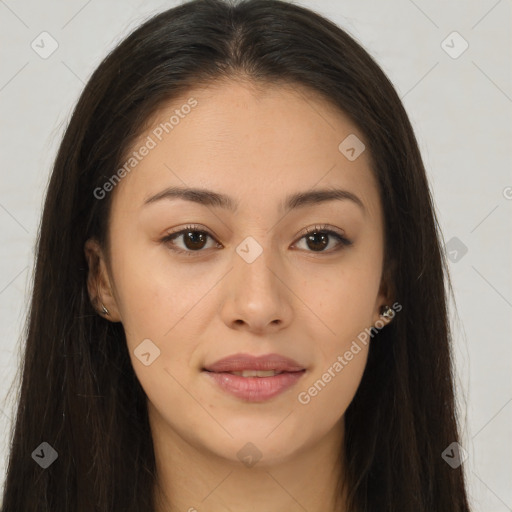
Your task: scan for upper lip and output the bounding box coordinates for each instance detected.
[203,353,305,373]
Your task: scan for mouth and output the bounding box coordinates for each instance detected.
[202,352,305,373]
[201,352,307,402]
[202,368,306,402]
[203,369,299,377]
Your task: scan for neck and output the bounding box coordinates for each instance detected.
[150,407,348,512]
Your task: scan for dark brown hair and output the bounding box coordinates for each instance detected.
[1,0,471,510]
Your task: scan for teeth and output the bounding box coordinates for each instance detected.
[229,370,282,377]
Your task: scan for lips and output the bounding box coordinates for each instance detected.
[202,352,305,373]
[202,353,306,402]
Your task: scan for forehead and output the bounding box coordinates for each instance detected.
[109,80,381,220]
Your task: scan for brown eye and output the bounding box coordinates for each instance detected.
[161,225,220,255]
[294,224,352,253]
[304,231,330,251]
[161,223,352,256]
[178,230,208,250]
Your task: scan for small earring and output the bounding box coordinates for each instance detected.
[100,303,110,316]
[380,305,394,319]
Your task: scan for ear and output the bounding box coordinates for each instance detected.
[372,257,397,328]
[84,238,121,322]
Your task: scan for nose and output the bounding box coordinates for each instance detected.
[219,238,293,334]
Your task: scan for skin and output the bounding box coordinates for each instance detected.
[85,79,393,512]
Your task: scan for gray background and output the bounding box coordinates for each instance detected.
[1,0,511,509]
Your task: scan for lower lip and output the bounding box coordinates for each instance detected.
[203,370,306,402]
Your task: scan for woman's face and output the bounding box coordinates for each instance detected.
[86,80,392,466]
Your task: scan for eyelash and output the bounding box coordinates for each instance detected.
[160,223,352,257]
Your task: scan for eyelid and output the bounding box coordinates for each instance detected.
[163,223,212,238]
[294,223,349,242]
[161,223,352,255]
[291,223,352,252]
[161,224,220,254]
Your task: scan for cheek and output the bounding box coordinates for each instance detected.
[293,341,369,446]
[294,252,380,403]
[296,260,382,343]
[110,238,212,341]
[109,241,218,386]
[306,346,369,398]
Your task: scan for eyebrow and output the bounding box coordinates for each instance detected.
[143,186,365,214]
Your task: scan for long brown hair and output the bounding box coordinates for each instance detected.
[1,0,471,510]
